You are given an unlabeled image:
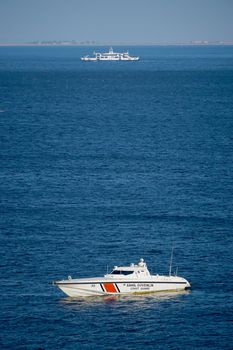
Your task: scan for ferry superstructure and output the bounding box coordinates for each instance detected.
[81,47,139,61]
[54,258,190,297]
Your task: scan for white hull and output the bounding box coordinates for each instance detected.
[55,276,190,298]
[81,57,97,61]
[81,57,139,61]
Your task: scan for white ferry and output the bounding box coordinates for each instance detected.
[81,47,139,61]
[54,258,190,297]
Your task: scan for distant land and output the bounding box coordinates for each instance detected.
[0,40,233,46]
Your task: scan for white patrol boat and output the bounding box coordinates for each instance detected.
[54,259,190,297]
[81,47,139,61]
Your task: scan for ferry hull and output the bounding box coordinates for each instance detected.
[55,280,190,298]
[81,58,139,62]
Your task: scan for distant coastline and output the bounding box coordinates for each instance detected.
[0,40,233,47]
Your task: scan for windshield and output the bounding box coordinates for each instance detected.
[111,270,134,275]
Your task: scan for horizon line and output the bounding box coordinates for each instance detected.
[1,40,233,47]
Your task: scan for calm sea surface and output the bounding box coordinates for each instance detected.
[0,46,233,349]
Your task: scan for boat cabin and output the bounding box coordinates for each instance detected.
[105,258,151,278]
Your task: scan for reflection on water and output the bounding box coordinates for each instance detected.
[60,290,190,311]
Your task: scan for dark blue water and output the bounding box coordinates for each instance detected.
[1,46,233,349]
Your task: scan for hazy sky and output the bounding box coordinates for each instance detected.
[0,0,233,43]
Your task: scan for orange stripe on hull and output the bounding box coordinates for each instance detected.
[103,283,118,293]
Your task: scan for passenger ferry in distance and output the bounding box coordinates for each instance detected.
[53,258,190,297]
[81,47,139,61]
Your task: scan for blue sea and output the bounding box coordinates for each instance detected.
[1,46,233,349]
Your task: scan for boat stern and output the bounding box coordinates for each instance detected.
[184,279,191,289]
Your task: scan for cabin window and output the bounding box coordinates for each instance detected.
[111,270,134,275]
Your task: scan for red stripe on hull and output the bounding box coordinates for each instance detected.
[103,283,118,293]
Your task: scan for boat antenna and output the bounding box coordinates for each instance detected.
[169,246,174,277]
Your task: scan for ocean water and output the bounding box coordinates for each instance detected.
[0,46,233,349]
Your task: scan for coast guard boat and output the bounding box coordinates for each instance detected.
[54,258,190,297]
[81,47,139,61]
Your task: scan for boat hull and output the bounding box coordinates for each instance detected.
[55,279,190,297]
[81,57,139,62]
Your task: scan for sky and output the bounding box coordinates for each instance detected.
[0,0,233,43]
